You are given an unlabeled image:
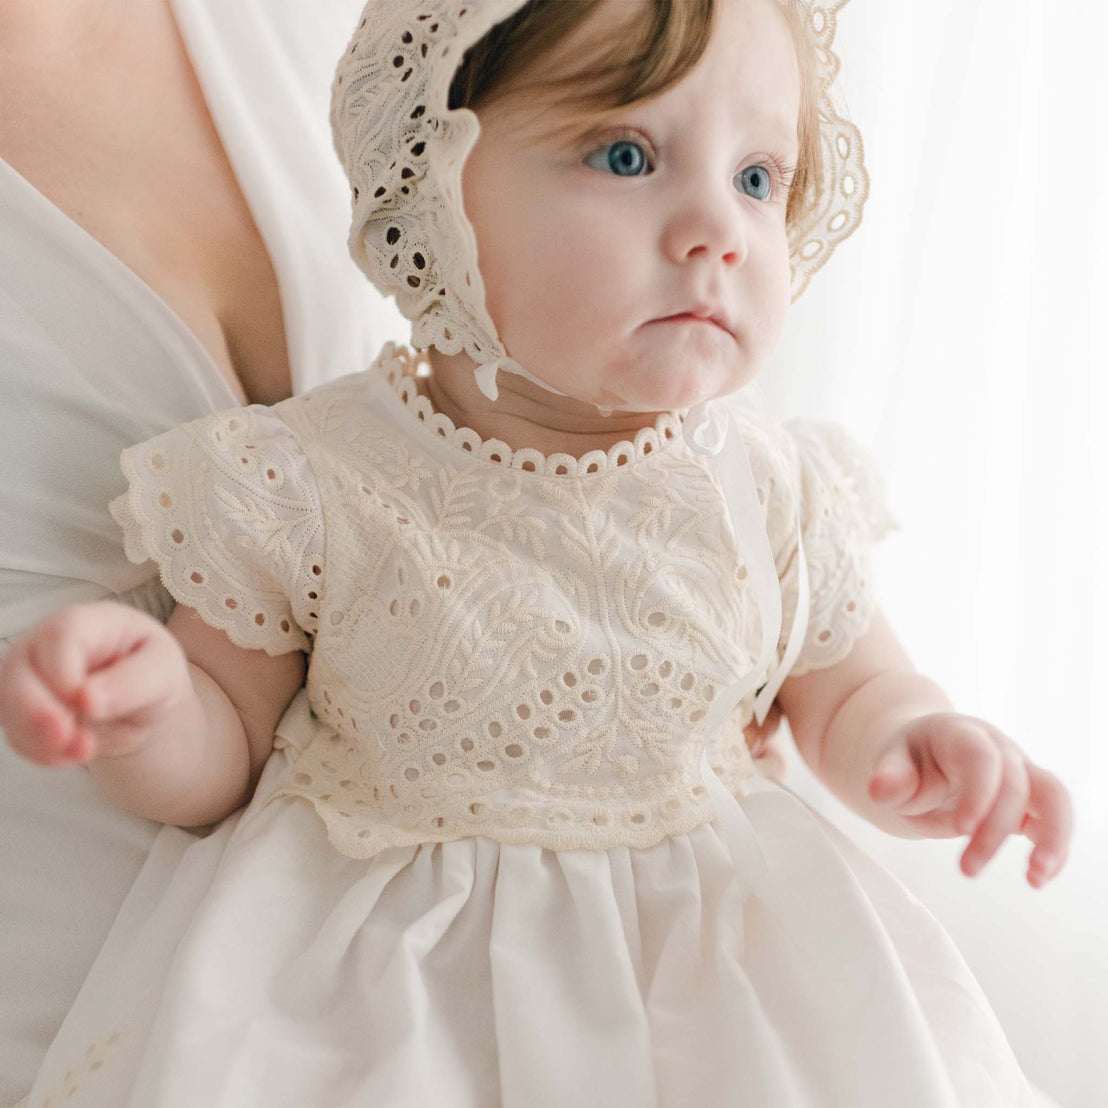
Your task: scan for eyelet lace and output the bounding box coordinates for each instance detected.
[383,344,685,478]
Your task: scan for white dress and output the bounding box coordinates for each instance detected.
[0,1,408,1097]
[22,344,1047,1108]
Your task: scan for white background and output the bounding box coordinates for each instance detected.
[760,3,1106,1104]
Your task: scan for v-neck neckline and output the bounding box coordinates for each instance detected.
[0,0,297,408]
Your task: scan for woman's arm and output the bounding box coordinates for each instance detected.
[0,601,304,828]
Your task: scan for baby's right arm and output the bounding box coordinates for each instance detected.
[0,600,305,827]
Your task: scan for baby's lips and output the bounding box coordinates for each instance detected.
[649,311,734,339]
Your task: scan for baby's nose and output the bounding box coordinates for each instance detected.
[662,190,748,267]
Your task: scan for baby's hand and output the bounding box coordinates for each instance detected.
[867,712,1073,888]
[0,602,191,767]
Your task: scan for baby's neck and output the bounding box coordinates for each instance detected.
[424,348,670,458]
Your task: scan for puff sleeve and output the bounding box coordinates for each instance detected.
[741,412,898,677]
[108,405,326,655]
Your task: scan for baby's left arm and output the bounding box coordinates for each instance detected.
[777,607,1073,887]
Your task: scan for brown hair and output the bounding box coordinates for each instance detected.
[449,0,823,232]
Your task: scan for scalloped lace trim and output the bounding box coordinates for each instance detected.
[108,406,326,657]
[382,344,686,478]
[267,726,759,859]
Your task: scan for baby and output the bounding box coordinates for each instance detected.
[1,1,1073,1104]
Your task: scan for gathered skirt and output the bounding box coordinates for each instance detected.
[22,708,1050,1108]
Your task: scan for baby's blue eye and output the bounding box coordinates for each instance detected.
[737,165,773,201]
[585,140,650,177]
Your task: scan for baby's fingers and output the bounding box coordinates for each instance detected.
[79,626,188,725]
[1022,765,1073,888]
[0,642,88,765]
[959,736,1029,877]
[30,603,159,692]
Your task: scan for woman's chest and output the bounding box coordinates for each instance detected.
[0,3,291,406]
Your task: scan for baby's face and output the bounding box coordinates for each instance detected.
[462,0,800,414]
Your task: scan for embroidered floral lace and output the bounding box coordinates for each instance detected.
[111,344,894,858]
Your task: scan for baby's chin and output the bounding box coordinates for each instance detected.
[572,350,754,415]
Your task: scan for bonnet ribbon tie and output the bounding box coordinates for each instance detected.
[682,398,810,729]
[683,396,810,889]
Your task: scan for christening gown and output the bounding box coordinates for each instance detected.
[21,343,1048,1108]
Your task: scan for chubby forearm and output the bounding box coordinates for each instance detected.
[1,602,302,826]
[779,608,956,837]
[807,669,953,836]
[87,662,253,827]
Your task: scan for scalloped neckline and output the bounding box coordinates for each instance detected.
[382,345,686,478]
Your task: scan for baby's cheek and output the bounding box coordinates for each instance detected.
[751,242,794,352]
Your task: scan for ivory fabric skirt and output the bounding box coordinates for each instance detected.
[21,719,1050,1107]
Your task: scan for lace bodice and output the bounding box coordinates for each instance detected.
[111,343,895,857]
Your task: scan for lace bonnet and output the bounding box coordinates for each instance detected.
[332,0,869,403]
